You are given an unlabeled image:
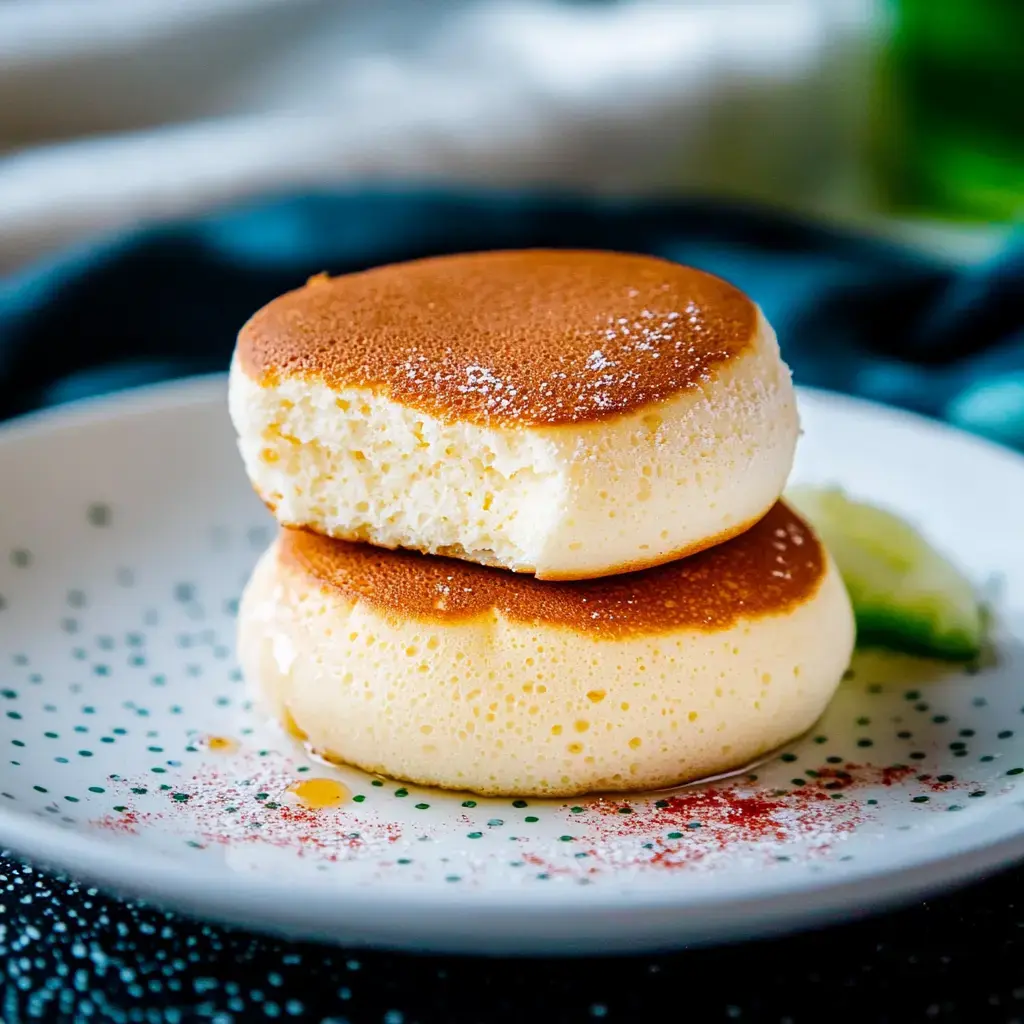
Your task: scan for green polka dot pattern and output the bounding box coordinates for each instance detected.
[0,377,1021,954]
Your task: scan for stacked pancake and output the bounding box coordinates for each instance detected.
[230,250,854,798]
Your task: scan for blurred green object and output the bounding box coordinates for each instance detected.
[874,0,1024,223]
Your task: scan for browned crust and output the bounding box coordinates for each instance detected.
[236,249,757,427]
[277,502,826,639]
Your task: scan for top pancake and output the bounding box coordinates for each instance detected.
[237,249,757,427]
[279,502,826,639]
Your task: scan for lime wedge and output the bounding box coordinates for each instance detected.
[785,485,984,661]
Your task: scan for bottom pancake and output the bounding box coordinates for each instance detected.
[237,503,855,798]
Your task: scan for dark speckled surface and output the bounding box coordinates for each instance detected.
[1,854,1023,1022]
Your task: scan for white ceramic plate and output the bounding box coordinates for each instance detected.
[0,375,1022,956]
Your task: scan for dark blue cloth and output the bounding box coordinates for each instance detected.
[1,189,1022,446]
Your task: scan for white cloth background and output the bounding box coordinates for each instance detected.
[0,0,876,271]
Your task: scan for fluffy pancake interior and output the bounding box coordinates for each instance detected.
[229,306,797,579]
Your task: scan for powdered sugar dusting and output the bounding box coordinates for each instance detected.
[89,739,983,885]
[500,760,974,881]
[96,749,402,864]
[242,251,758,425]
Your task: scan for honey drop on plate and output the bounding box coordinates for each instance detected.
[203,735,239,754]
[285,777,350,810]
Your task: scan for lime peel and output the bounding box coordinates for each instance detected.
[785,485,985,662]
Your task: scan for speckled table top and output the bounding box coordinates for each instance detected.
[1,853,1022,1023]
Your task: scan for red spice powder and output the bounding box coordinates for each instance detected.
[95,809,141,835]
[596,761,939,830]
[572,760,966,872]
[89,753,975,878]
[90,752,402,862]
[520,851,601,878]
[881,764,917,786]
[649,789,792,840]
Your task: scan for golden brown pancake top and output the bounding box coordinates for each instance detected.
[279,503,825,638]
[237,249,757,427]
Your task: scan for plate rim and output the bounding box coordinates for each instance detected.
[0,373,1023,953]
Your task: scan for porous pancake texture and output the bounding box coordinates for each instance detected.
[237,504,855,797]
